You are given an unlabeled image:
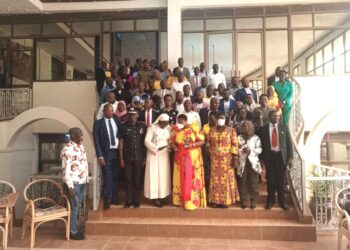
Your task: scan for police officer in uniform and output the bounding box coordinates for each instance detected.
[119,107,147,208]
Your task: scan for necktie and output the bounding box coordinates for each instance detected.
[108,119,116,146]
[146,110,151,127]
[272,125,278,148]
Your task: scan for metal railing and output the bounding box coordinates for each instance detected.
[0,88,32,121]
[306,165,350,230]
[287,78,308,219]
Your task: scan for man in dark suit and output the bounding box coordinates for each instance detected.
[267,66,281,86]
[219,88,235,118]
[259,110,293,210]
[138,98,159,127]
[199,97,220,127]
[234,77,258,104]
[93,104,121,209]
[114,79,132,105]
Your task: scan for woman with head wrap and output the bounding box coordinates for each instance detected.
[144,113,172,207]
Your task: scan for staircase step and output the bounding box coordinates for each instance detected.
[86,217,316,242]
[89,205,297,220]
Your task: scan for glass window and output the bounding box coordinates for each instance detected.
[103,34,111,66]
[237,33,261,78]
[183,33,204,69]
[112,20,134,32]
[291,14,312,28]
[66,37,95,80]
[205,8,233,17]
[43,23,70,35]
[72,22,100,34]
[36,38,65,81]
[315,66,323,75]
[235,18,263,29]
[206,19,232,30]
[333,35,344,57]
[160,32,168,63]
[306,56,314,73]
[265,17,287,29]
[315,50,323,68]
[315,13,350,27]
[103,21,111,32]
[10,39,33,50]
[0,25,11,37]
[183,20,204,32]
[323,43,333,63]
[334,54,345,73]
[13,24,41,36]
[266,31,288,79]
[159,18,167,31]
[208,33,233,79]
[346,51,350,72]
[136,19,158,31]
[324,61,333,74]
[293,31,313,75]
[346,30,350,51]
[9,50,32,86]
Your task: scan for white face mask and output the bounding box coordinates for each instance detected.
[176,123,185,130]
[217,119,226,127]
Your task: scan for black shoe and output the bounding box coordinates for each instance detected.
[211,203,219,208]
[153,199,162,208]
[280,204,289,210]
[133,202,140,208]
[265,203,272,210]
[70,233,84,240]
[78,232,86,240]
[221,205,229,209]
[111,200,121,206]
[103,201,111,210]
[124,202,131,208]
[250,204,256,209]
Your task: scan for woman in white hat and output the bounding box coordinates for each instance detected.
[144,113,172,207]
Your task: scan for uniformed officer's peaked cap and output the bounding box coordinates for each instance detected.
[127,107,138,114]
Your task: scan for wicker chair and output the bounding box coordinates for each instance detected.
[336,187,350,250]
[0,181,16,249]
[21,179,71,250]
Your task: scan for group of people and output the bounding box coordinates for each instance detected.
[61,57,294,240]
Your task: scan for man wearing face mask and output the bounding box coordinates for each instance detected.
[207,114,240,208]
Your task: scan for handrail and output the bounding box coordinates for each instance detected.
[0,88,32,121]
[286,78,311,222]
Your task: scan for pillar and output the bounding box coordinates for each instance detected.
[167,0,182,68]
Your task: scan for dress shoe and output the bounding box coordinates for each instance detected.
[111,200,121,206]
[250,204,256,209]
[70,233,84,240]
[241,204,247,209]
[103,201,111,210]
[280,204,289,210]
[133,202,140,208]
[124,202,131,208]
[211,203,219,208]
[265,203,273,210]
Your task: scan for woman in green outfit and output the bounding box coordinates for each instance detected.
[273,71,293,126]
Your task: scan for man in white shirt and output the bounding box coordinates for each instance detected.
[172,71,191,94]
[182,99,201,128]
[96,92,118,120]
[175,91,185,114]
[209,64,226,89]
[193,90,209,113]
[199,62,207,78]
[61,127,89,240]
[244,94,260,113]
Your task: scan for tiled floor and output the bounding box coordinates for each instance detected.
[2,227,345,250]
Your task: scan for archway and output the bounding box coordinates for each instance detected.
[4,106,94,160]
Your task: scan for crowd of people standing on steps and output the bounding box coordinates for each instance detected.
[61,56,295,238]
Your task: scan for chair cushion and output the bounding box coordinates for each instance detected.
[35,205,67,217]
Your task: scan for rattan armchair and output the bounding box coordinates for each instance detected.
[0,180,16,250]
[336,187,350,250]
[21,179,71,250]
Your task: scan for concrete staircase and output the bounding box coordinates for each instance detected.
[86,184,316,242]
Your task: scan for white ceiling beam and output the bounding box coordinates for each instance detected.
[42,0,166,13]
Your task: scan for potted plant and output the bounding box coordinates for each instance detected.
[307,165,332,224]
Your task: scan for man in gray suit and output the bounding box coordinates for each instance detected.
[178,57,191,80]
[259,110,293,210]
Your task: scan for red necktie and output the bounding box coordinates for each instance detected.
[272,125,278,148]
[146,110,151,127]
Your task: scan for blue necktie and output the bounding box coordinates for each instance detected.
[108,119,116,146]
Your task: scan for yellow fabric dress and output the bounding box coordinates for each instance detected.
[171,124,207,210]
[208,126,240,206]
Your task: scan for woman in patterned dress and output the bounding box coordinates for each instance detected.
[170,114,206,210]
[208,113,240,208]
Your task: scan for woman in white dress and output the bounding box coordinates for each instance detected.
[144,113,172,207]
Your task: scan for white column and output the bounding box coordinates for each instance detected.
[167,0,182,68]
